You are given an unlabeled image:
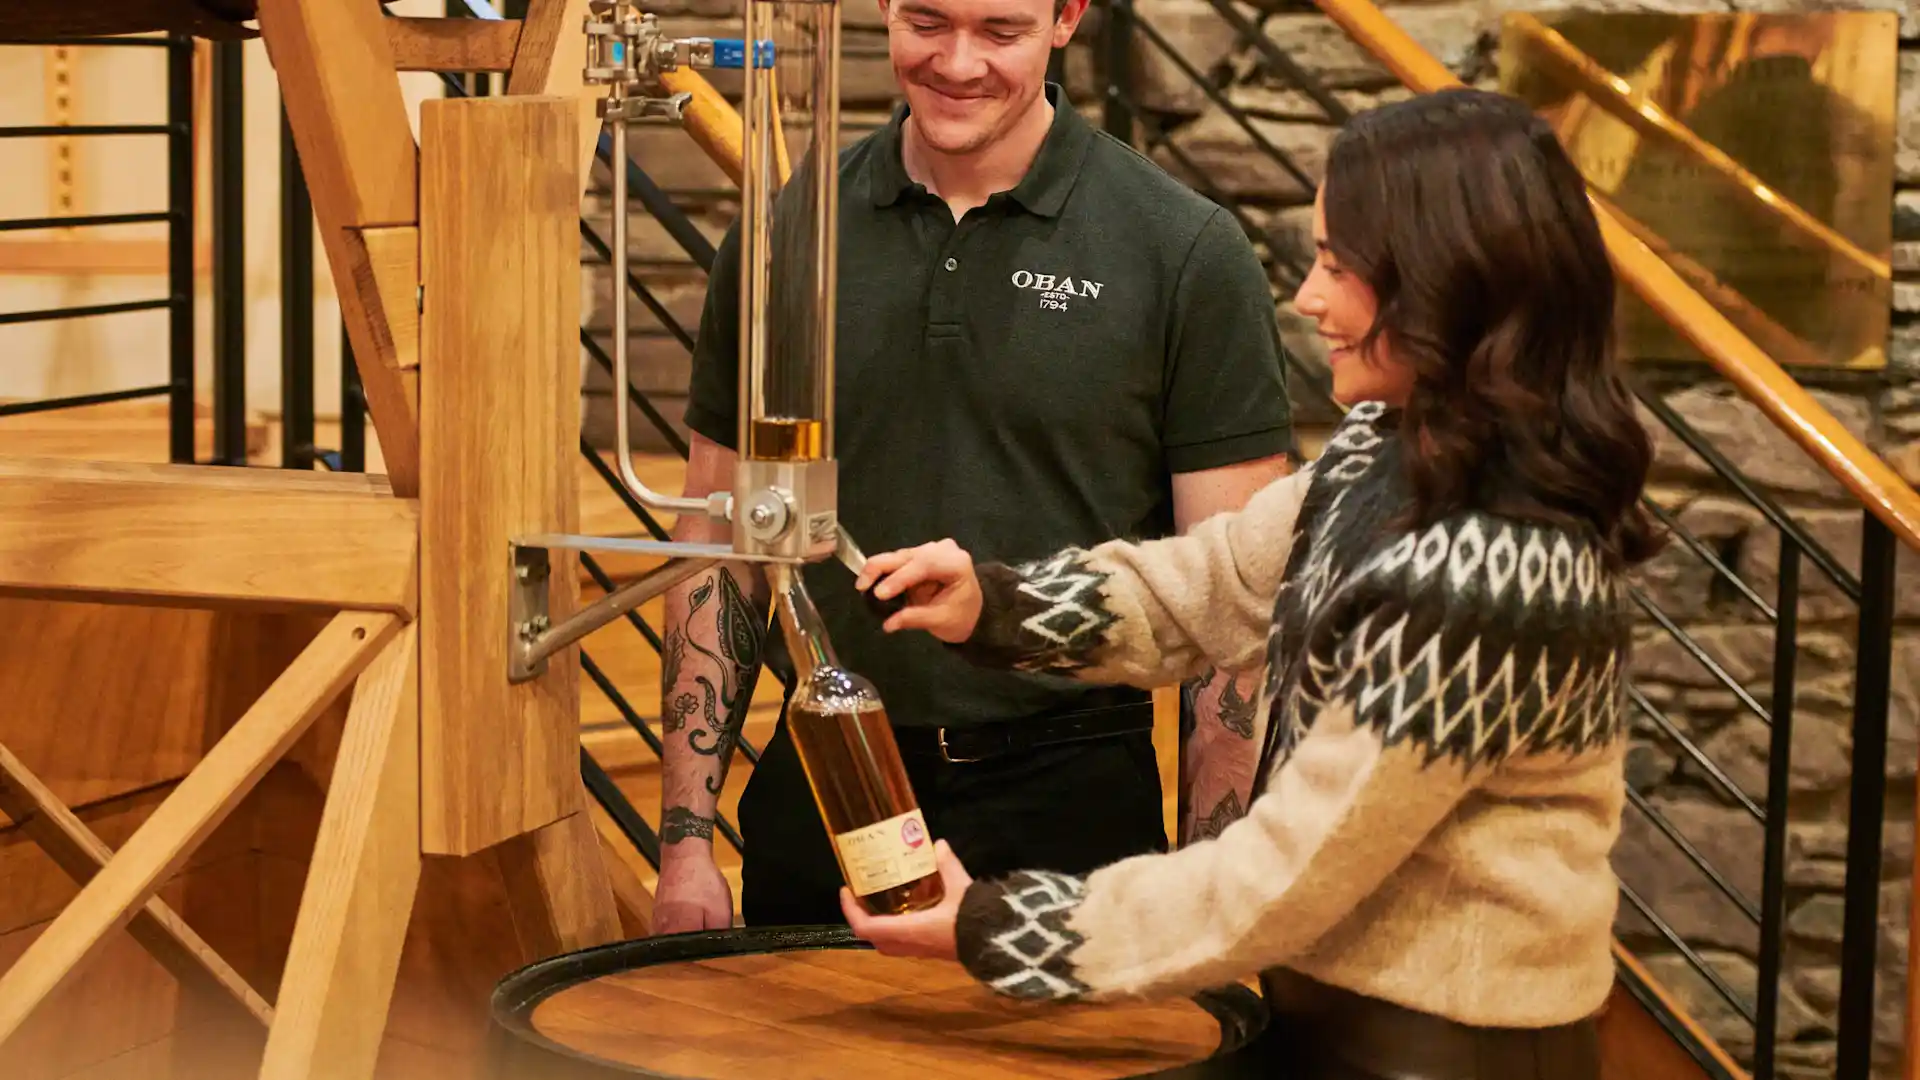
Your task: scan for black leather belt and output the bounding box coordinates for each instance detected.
[892,701,1155,764]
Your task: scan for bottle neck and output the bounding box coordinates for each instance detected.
[772,564,838,682]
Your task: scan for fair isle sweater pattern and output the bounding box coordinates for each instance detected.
[950,402,1634,1005]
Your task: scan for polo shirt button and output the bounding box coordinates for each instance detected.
[944,257,957,271]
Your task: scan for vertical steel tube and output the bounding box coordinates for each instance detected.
[212,41,246,466]
[607,94,704,514]
[1754,536,1801,1080]
[166,34,195,464]
[280,108,315,470]
[738,1,839,462]
[1834,512,1897,1080]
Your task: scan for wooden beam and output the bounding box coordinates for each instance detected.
[500,1,741,200]
[359,226,420,371]
[498,810,622,959]
[419,96,583,855]
[508,0,607,197]
[0,744,274,1027]
[259,624,421,1080]
[0,458,418,615]
[387,15,521,72]
[256,0,422,496]
[0,612,400,1046]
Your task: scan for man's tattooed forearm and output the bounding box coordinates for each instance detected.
[1217,673,1257,740]
[660,806,715,844]
[1192,790,1245,842]
[661,628,698,734]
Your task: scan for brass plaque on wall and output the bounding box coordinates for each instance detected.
[1500,11,1899,369]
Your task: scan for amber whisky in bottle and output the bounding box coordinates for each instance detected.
[771,564,944,916]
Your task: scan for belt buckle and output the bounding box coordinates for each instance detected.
[937,728,983,764]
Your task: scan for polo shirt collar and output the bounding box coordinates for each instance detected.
[867,82,1093,218]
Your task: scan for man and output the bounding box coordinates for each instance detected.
[652,0,1295,932]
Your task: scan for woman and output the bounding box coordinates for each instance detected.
[843,88,1664,1080]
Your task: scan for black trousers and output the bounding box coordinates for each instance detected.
[737,709,1168,927]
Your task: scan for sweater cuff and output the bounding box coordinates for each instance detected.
[947,552,1119,676]
[955,871,1094,1001]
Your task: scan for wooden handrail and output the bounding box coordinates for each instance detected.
[1509,11,1889,286]
[1312,0,1920,557]
[661,67,747,189]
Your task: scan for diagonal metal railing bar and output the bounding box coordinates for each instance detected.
[581,332,692,459]
[1625,785,1761,924]
[1193,0,1351,124]
[1630,586,1773,726]
[593,129,718,272]
[583,748,662,866]
[1634,385,1862,601]
[1640,495,1776,620]
[580,435,675,542]
[1619,879,1758,1025]
[1629,684,1766,824]
[1130,13,1319,194]
[579,220,699,353]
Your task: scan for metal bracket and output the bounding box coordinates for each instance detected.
[508,543,721,684]
[603,91,692,123]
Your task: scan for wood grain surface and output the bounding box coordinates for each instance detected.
[528,948,1223,1079]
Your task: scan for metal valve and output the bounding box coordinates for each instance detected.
[584,0,774,122]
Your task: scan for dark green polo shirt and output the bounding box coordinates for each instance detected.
[684,84,1293,730]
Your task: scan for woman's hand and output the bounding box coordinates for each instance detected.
[840,840,973,960]
[853,540,983,642]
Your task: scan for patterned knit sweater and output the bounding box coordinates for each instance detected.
[949,402,1633,1028]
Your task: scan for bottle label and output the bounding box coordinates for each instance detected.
[833,808,937,897]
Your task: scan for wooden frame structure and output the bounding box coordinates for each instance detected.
[0,2,713,1076]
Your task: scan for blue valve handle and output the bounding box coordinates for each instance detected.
[712,39,777,69]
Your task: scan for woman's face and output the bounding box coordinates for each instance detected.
[1293,187,1417,408]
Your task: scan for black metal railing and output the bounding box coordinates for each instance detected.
[1618,385,1898,1080]
[0,33,201,461]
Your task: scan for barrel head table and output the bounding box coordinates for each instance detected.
[489,927,1273,1079]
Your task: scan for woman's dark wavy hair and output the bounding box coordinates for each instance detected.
[1323,88,1664,568]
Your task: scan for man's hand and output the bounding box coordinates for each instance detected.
[841,840,972,960]
[854,540,983,642]
[651,842,734,934]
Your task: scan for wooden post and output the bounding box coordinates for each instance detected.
[419,94,585,857]
[259,624,421,1080]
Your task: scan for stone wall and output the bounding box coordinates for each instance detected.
[589,5,1920,1072]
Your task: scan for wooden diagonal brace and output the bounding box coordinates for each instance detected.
[257,0,422,495]
[0,611,401,1046]
[259,624,421,1080]
[0,744,274,1027]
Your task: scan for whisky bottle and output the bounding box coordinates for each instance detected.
[770,563,945,916]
